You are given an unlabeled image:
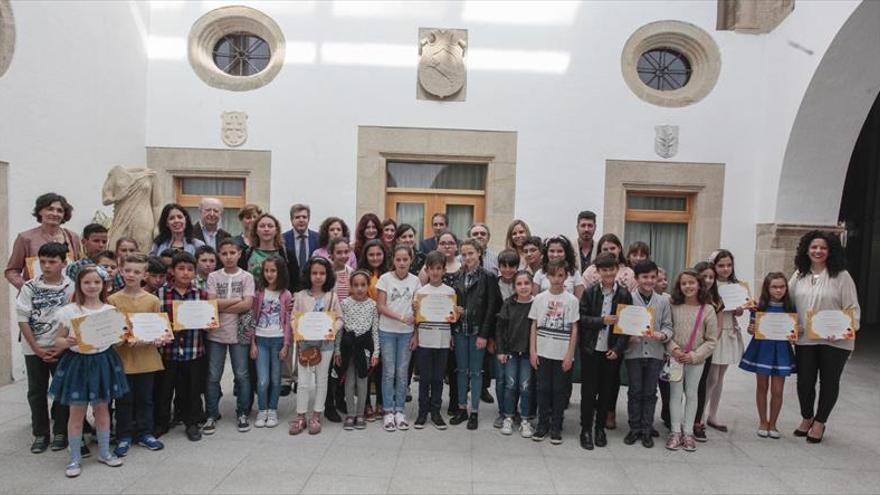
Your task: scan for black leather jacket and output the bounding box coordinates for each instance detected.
[578,282,633,355]
[452,266,501,339]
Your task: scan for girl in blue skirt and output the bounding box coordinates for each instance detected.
[740,272,796,439]
[50,265,129,478]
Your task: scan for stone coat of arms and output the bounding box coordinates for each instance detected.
[655,125,679,159]
[418,29,467,100]
[221,111,248,148]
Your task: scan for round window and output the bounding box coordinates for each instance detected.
[637,48,691,91]
[212,32,270,76]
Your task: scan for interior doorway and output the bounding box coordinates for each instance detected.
[839,92,880,327]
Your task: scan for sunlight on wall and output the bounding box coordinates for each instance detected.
[461,0,580,26]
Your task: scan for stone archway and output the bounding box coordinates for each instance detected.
[755,0,880,281]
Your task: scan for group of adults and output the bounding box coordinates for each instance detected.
[4,192,862,440]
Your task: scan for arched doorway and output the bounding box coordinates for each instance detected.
[840,92,880,327]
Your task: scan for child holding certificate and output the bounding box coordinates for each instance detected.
[624,261,673,448]
[250,256,292,429]
[529,259,579,445]
[336,270,379,430]
[16,242,75,454]
[703,250,747,434]
[376,245,421,431]
[108,254,166,456]
[412,251,456,430]
[665,269,718,452]
[495,270,535,438]
[154,252,209,442]
[577,253,632,450]
[50,266,128,477]
[205,238,255,435]
[450,239,501,431]
[290,257,343,435]
[740,272,797,439]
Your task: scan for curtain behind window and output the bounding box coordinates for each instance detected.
[625,221,688,278]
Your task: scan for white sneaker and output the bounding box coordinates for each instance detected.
[501,417,514,436]
[520,420,535,439]
[254,410,268,428]
[266,410,279,428]
[395,412,410,430]
[383,413,396,432]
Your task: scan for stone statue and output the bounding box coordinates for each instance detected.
[418,28,467,101]
[102,166,162,253]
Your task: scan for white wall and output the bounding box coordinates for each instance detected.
[0,0,149,378]
[143,0,859,289]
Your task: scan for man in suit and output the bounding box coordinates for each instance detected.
[280,203,319,398]
[419,212,448,253]
[193,197,231,250]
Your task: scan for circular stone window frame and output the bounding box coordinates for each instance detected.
[188,5,285,92]
[621,20,721,108]
[0,0,15,78]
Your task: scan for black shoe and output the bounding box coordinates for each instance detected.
[594,427,607,447]
[431,412,447,430]
[642,434,655,448]
[533,424,549,442]
[31,436,49,454]
[50,434,67,451]
[693,423,707,443]
[550,430,563,445]
[466,413,479,430]
[414,413,428,429]
[280,385,292,397]
[579,430,593,450]
[185,425,202,442]
[651,427,660,438]
[449,411,469,426]
[80,444,91,458]
[624,430,641,445]
[324,409,342,423]
[480,389,494,404]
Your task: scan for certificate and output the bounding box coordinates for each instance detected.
[418,326,451,349]
[172,300,220,331]
[72,309,126,354]
[294,311,337,341]
[415,293,456,324]
[806,309,856,340]
[613,304,655,336]
[754,312,799,341]
[126,313,172,343]
[718,282,751,311]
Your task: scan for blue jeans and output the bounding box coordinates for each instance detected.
[206,341,251,418]
[454,333,485,411]
[255,337,284,411]
[380,331,413,413]
[502,353,532,418]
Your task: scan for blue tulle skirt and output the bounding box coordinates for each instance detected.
[739,338,796,377]
[49,348,129,405]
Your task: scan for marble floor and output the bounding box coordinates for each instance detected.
[0,334,877,494]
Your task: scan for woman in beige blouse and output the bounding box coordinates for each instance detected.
[789,231,860,444]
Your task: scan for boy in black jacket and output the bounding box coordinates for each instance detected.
[578,253,633,450]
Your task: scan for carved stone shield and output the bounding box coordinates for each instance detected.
[221,111,248,147]
[655,125,679,159]
[418,29,467,99]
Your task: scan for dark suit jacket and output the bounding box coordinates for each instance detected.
[578,283,633,355]
[282,228,319,267]
[192,222,231,249]
[419,236,438,254]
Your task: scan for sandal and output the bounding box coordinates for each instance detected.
[309,413,322,435]
[288,415,306,436]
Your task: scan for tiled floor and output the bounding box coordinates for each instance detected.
[1,335,877,494]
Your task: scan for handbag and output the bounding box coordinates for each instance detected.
[298,346,322,367]
[660,304,705,382]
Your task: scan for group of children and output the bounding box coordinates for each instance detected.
[16,217,803,479]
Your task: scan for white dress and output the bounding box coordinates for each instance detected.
[711,281,745,365]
